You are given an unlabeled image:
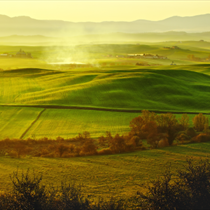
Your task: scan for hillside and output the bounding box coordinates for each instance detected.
[1,65,210,113]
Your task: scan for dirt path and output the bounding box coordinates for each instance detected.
[20,108,46,139]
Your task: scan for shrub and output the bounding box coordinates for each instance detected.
[80,139,97,156]
[186,127,197,138]
[194,133,210,142]
[98,136,107,147]
[176,132,190,144]
[53,182,91,210]
[92,197,125,210]
[10,169,47,210]
[8,150,18,158]
[0,169,127,210]
[157,139,169,148]
[40,149,50,156]
[129,136,142,147]
[56,144,69,157]
[136,158,210,210]
[109,134,128,153]
[98,148,112,155]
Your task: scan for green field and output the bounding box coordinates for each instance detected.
[1,65,210,112]
[0,106,205,140]
[1,57,210,139]
[0,106,140,139]
[0,142,210,199]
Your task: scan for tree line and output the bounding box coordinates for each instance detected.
[0,110,210,158]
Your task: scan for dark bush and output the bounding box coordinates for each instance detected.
[136,158,210,210]
[9,169,47,210]
[194,133,210,142]
[0,169,126,210]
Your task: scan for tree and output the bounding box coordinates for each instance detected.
[129,135,142,147]
[57,144,69,157]
[98,136,107,147]
[193,113,209,132]
[141,110,156,124]
[69,144,75,153]
[109,134,127,153]
[156,113,178,145]
[178,113,189,130]
[129,116,145,138]
[142,121,161,148]
[14,143,27,158]
[80,139,97,155]
[75,131,91,143]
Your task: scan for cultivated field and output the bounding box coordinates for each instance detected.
[0,106,208,139]
[1,63,210,139]
[1,65,210,111]
[0,142,210,200]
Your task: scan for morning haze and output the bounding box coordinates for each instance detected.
[1,1,210,210]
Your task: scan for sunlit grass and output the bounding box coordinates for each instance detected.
[1,65,210,112]
[0,142,209,199]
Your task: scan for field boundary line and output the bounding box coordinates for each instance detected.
[20,108,46,139]
[1,104,210,115]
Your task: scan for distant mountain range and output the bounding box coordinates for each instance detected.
[0,14,210,37]
[1,32,210,46]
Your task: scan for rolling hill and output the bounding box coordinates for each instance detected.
[1,65,210,112]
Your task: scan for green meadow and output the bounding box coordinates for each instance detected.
[1,42,210,201]
[1,65,210,112]
[1,43,210,139]
[0,106,203,140]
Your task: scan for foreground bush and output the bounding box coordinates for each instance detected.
[1,158,210,209]
[0,169,125,210]
[136,158,210,210]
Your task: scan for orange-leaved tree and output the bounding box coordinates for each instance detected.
[193,113,209,132]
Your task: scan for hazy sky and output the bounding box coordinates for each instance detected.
[0,1,210,22]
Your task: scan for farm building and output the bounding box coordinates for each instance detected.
[15,49,32,58]
[163,47,171,49]
[0,49,32,58]
[0,53,13,57]
[172,46,179,49]
[127,53,167,59]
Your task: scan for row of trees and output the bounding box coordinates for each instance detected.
[0,111,209,158]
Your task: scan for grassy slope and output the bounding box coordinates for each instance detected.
[0,107,43,139]
[1,65,210,112]
[23,109,140,139]
[0,106,203,139]
[0,142,210,199]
